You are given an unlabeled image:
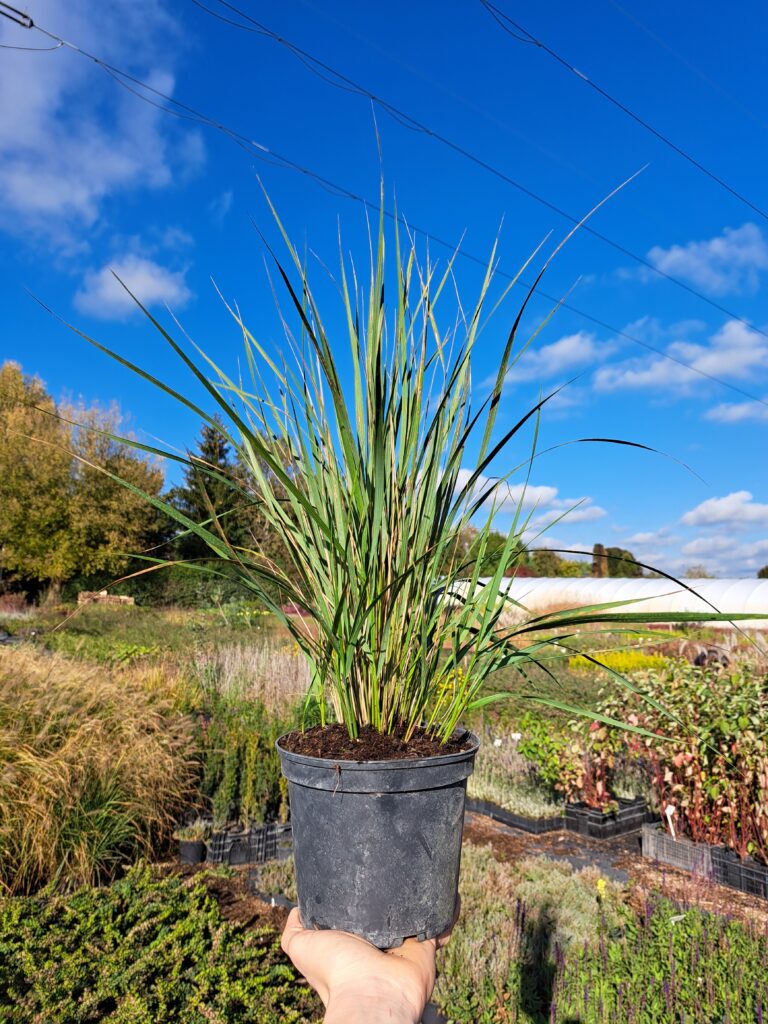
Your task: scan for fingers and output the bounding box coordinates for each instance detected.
[436,894,461,948]
[280,906,304,956]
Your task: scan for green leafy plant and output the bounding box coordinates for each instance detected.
[199,695,290,828]
[434,845,628,1023]
[468,727,565,819]
[0,862,319,1023]
[58,193,759,744]
[600,661,768,861]
[517,711,569,790]
[173,818,210,842]
[553,898,768,1024]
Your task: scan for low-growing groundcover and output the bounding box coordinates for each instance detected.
[0,863,321,1024]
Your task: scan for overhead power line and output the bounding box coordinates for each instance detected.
[186,0,768,347]
[605,0,768,137]
[8,9,768,410]
[0,1,31,27]
[478,0,768,224]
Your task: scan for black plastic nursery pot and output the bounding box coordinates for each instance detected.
[178,839,205,865]
[565,796,647,839]
[276,731,479,949]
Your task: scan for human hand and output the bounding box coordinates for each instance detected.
[281,901,459,1024]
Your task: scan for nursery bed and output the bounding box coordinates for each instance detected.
[465,797,564,834]
[464,812,768,929]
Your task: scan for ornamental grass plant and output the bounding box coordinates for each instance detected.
[0,646,196,895]
[62,193,754,748]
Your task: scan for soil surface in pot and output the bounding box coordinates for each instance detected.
[281,723,471,761]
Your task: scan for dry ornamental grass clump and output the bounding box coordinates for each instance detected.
[0,646,196,894]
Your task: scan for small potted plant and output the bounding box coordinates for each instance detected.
[173,819,210,865]
[68,193,755,946]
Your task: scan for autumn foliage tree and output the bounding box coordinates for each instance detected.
[0,362,164,594]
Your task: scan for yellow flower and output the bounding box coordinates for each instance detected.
[596,878,607,898]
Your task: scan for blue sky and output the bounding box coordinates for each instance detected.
[2,0,768,577]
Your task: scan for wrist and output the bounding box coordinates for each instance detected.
[325,978,423,1024]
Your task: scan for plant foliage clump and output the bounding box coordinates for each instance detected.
[74,196,755,743]
[599,661,768,862]
[553,898,768,1023]
[0,863,319,1023]
[0,647,196,895]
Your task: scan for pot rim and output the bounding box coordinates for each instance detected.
[276,729,479,771]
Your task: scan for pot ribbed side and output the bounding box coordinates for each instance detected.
[277,732,478,948]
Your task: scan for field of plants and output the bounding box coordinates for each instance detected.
[1,601,767,1022]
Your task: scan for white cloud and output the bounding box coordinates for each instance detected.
[455,470,558,512]
[528,502,606,533]
[705,398,768,423]
[0,1,203,249]
[549,497,607,522]
[210,190,233,224]
[454,472,604,521]
[500,330,616,384]
[626,529,679,547]
[647,223,768,295]
[680,535,739,557]
[677,535,768,576]
[454,470,607,533]
[74,254,192,319]
[681,490,768,528]
[595,319,768,393]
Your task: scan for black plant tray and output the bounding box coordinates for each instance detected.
[207,823,292,865]
[465,797,564,834]
[565,797,647,839]
[711,846,768,899]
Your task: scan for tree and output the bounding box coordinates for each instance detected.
[466,530,526,577]
[67,402,165,577]
[0,361,165,592]
[168,417,242,561]
[0,363,72,588]
[758,566,768,579]
[685,564,715,579]
[558,557,591,578]
[529,548,561,577]
[605,546,642,578]
[591,543,607,577]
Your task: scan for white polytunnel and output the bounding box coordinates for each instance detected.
[446,578,768,630]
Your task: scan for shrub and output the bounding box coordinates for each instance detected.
[252,856,298,902]
[568,649,668,675]
[0,863,319,1022]
[196,695,292,828]
[599,661,768,861]
[516,712,622,811]
[468,728,563,818]
[0,647,196,895]
[434,845,525,1023]
[516,712,568,790]
[188,640,317,827]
